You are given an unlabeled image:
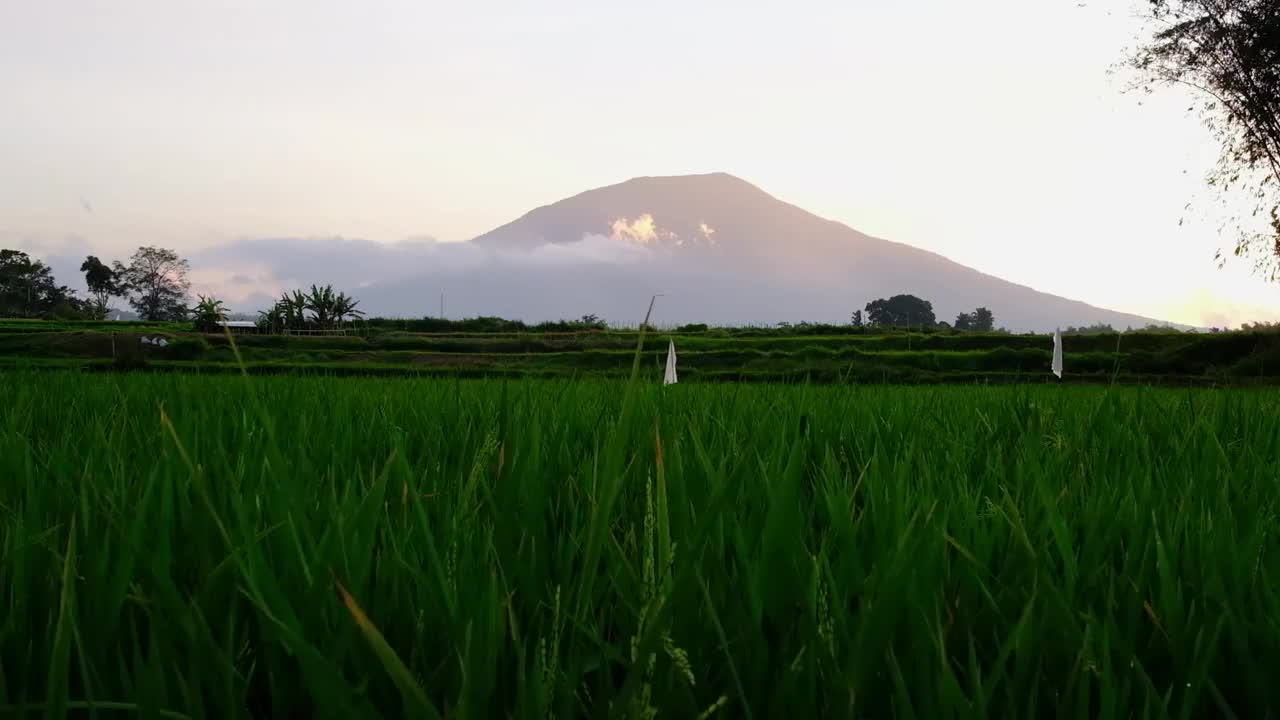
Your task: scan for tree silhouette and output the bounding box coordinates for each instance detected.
[332,291,364,326]
[955,307,995,332]
[864,295,936,328]
[191,295,228,333]
[115,246,191,321]
[80,256,121,318]
[1128,0,1280,280]
[1,249,87,317]
[972,307,995,332]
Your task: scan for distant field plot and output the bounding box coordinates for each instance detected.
[2,320,1280,385]
[2,371,1279,717]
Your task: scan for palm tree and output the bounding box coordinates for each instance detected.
[257,304,285,334]
[333,291,364,326]
[305,284,337,328]
[191,295,228,333]
[274,290,308,331]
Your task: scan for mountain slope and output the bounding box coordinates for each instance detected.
[458,172,1171,331]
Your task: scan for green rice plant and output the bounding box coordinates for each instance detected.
[1,370,1279,717]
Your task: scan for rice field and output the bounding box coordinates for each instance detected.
[2,370,1279,718]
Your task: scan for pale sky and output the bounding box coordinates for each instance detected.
[2,0,1277,327]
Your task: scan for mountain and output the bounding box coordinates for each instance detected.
[210,173,1172,331]
[455,172,1170,331]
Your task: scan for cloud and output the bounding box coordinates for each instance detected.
[609,214,678,245]
[183,230,666,313]
[520,233,656,265]
[7,221,1235,330]
[190,236,477,301]
[699,222,718,245]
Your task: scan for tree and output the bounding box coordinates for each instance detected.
[80,255,121,318]
[304,284,338,328]
[257,305,285,334]
[280,290,308,330]
[332,291,364,325]
[191,295,228,333]
[972,307,995,332]
[1241,320,1280,331]
[954,307,996,332]
[1127,0,1280,280]
[260,287,362,333]
[115,246,191,321]
[850,309,865,327]
[1063,323,1117,335]
[864,294,937,328]
[0,249,87,318]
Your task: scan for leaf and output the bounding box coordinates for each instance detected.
[46,517,77,720]
[335,579,440,720]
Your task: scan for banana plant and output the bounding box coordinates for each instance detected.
[191,295,228,333]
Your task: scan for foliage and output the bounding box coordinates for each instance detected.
[954,307,996,332]
[191,295,229,333]
[114,246,191,321]
[0,249,92,319]
[1240,320,1280,331]
[3,373,1280,716]
[276,290,310,332]
[5,320,1279,382]
[259,286,364,332]
[304,284,362,328]
[1063,323,1118,335]
[1130,323,1186,334]
[357,315,991,337]
[575,313,606,328]
[850,309,865,327]
[1128,0,1280,280]
[164,336,210,360]
[527,318,609,332]
[79,255,121,318]
[864,294,937,327]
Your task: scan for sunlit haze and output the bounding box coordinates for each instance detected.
[3,0,1277,327]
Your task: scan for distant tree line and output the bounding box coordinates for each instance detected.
[361,315,610,334]
[1,246,369,335]
[0,246,194,321]
[256,285,366,333]
[0,249,90,319]
[851,294,999,332]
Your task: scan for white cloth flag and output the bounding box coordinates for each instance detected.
[664,339,678,385]
[1051,328,1063,379]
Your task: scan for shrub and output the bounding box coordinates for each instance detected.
[165,337,209,360]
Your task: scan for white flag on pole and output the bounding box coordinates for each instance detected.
[664,339,678,385]
[1051,328,1063,379]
